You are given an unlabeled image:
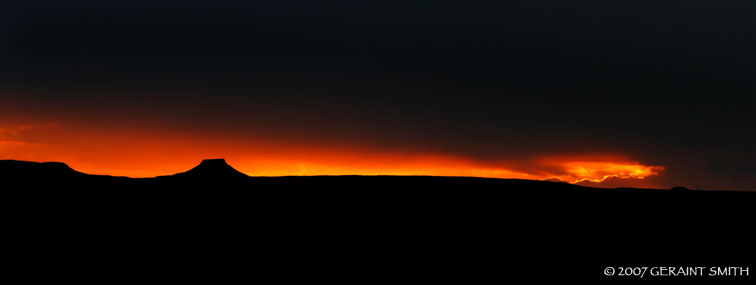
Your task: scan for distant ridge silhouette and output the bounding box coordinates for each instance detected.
[0,160,84,178]
[1,159,752,191]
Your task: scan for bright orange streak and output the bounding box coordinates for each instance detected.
[0,122,538,179]
[0,118,664,186]
[555,161,664,183]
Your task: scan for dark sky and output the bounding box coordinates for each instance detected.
[1,0,754,189]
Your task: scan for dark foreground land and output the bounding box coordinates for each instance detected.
[1,159,754,283]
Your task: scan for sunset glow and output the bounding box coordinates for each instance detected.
[0,119,664,186]
[554,161,665,184]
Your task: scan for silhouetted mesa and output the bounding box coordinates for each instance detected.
[165,158,249,180]
[0,160,84,179]
[0,159,754,283]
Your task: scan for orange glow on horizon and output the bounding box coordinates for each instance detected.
[0,119,664,186]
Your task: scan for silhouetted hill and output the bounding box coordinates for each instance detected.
[1,159,754,283]
[162,158,249,180]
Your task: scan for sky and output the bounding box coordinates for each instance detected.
[0,0,754,189]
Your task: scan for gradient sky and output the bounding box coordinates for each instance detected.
[1,0,754,189]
